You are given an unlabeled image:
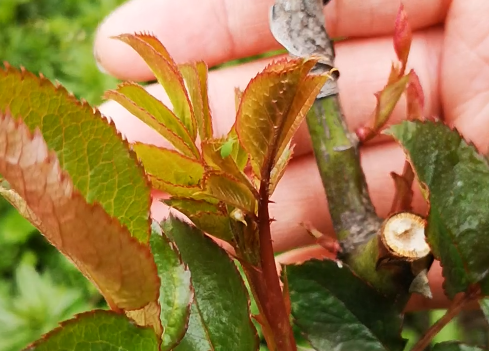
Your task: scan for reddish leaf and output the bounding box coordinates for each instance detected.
[236,57,327,179]
[357,74,410,142]
[179,62,213,141]
[389,161,415,215]
[104,83,199,158]
[115,34,196,138]
[0,112,159,314]
[394,3,412,74]
[406,70,425,120]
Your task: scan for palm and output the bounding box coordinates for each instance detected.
[95,0,489,311]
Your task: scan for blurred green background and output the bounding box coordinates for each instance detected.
[0,1,488,350]
[0,1,123,350]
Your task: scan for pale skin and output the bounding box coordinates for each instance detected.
[94,0,489,311]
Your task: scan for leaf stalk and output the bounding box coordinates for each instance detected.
[410,289,479,351]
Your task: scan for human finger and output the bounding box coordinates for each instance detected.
[100,28,443,157]
[94,0,449,80]
[441,0,489,152]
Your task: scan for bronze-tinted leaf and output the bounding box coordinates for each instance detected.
[179,62,213,141]
[393,4,412,73]
[405,70,425,121]
[0,112,159,314]
[115,33,196,138]
[105,83,199,158]
[236,57,326,180]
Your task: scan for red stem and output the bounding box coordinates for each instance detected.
[411,290,477,351]
[252,179,296,351]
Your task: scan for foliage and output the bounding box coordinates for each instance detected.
[0,0,126,105]
[1,3,489,351]
[0,262,92,351]
[387,121,489,297]
[0,1,126,349]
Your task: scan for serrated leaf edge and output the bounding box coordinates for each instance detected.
[22,310,160,351]
[0,63,153,243]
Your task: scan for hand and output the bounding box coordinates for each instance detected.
[94,0,489,311]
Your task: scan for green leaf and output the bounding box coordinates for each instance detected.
[203,171,257,214]
[24,310,159,351]
[179,62,213,141]
[228,126,249,171]
[286,259,406,351]
[104,83,199,158]
[387,121,489,297]
[0,64,151,243]
[115,33,196,139]
[173,301,213,351]
[0,112,160,319]
[133,143,205,198]
[432,342,486,351]
[236,57,327,179]
[150,223,192,350]
[165,198,233,242]
[162,216,259,351]
[479,297,489,323]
